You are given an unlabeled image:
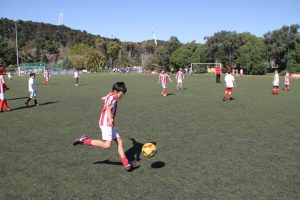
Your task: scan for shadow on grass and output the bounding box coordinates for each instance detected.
[151,161,165,169]
[39,101,60,106]
[93,159,141,172]
[12,101,60,111]
[93,160,122,165]
[7,96,27,100]
[125,138,143,162]
[167,93,176,96]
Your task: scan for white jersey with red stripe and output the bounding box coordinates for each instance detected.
[99,92,117,126]
[159,73,170,85]
[0,75,6,93]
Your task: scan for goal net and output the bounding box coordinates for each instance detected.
[190,63,222,74]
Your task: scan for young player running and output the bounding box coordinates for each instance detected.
[176,68,185,90]
[73,82,136,171]
[158,68,173,96]
[222,69,236,101]
[25,73,39,107]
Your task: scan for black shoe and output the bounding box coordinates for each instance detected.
[222,97,226,101]
[73,135,88,145]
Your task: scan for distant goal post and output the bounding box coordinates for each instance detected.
[190,63,222,74]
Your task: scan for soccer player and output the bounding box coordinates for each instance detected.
[272,69,280,95]
[0,65,12,112]
[158,68,173,96]
[175,68,185,90]
[222,69,236,101]
[215,66,222,83]
[239,68,244,77]
[284,70,290,91]
[25,72,38,106]
[73,69,80,86]
[43,68,50,86]
[73,82,136,171]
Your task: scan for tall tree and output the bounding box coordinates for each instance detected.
[236,33,266,74]
[264,24,300,71]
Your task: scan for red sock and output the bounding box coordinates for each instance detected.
[121,157,129,166]
[163,88,167,95]
[228,93,231,100]
[0,100,3,111]
[3,100,10,110]
[83,138,92,145]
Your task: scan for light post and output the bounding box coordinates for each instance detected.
[15,22,20,76]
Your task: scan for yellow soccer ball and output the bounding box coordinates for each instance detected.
[142,143,157,158]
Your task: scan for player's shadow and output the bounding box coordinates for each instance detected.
[7,96,27,101]
[12,101,60,111]
[167,93,176,96]
[125,138,143,162]
[39,101,60,106]
[93,159,140,172]
[93,160,122,166]
[92,138,144,172]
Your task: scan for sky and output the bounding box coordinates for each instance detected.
[1,0,299,44]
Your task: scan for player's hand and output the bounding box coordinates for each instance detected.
[107,119,114,126]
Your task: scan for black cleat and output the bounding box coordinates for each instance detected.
[73,135,88,146]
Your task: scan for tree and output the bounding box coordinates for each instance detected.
[68,43,93,68]
[205,31,241,65]
[107,40,121,67]
[264,24,300,71]
[86,50,106,71]
[236,33,266,74]
[170,42,206,69]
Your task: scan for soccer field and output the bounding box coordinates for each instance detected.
[1,73,299,200]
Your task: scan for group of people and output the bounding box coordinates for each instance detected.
[0,66,82,112]
[272,69,291,94]
[157,68,185,96]
[1,63,293,173]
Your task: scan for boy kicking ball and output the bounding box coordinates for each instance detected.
[73,82,136,171]
[158,68,173,96]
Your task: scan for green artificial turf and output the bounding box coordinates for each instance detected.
[1,73,299,199]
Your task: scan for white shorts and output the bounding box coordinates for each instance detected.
[29,91,37,98]
[100,126,120,141]
[0,92,6,100]
[177,79,183,84]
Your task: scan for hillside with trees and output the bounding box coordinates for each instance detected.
[0,18,299,74]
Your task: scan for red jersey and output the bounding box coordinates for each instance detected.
[99,92,118,126]
[215,67,221,75]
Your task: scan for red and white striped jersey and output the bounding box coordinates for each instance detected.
[176,71,184,80]
[159,73,170,85]
[99,92,118,126]
[0,75,5,93]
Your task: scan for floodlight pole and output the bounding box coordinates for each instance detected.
[15,22,20,76]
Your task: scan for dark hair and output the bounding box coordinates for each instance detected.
[30,72,35,77]
[112,82,127,93]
